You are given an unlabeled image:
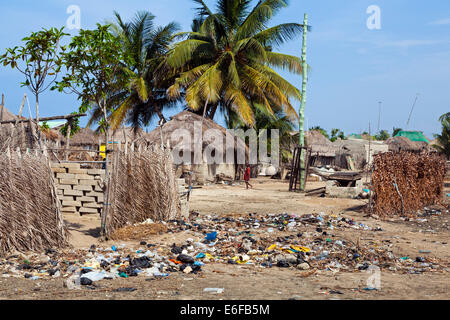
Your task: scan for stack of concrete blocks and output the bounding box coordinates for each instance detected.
[177,178,190,219]
[51,163,105,216]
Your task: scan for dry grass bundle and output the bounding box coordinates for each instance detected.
[0,150,68,256]
[371,152,446,218]
[109,223,168,241]
[0,122,40,151]
[104,145,181,237]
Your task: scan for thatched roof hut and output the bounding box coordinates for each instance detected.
[108,127,145,145]
[385,136,431,153]
[146,111,247,154]
[0,105,40,150]
[69,128,99,147]
[0,104,18,121]
[305,130,336,157]
[145,111,248,183]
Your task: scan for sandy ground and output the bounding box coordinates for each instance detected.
[0,178,449,300]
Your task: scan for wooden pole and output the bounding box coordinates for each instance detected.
[0,113,87,124]
[65,119,72,161]
[0,94,4,122]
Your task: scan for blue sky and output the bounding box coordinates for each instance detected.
[0,0,449,138]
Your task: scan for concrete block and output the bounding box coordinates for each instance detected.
[52,167,67,173]
[68,168,88,174]
[63,189,83,197]
[76,196,96,202]
[87,169,105,175]
[75,174,94,180]
[59,179,78,185]
[85,191,103,198]
[61,196,75,201]
[57,190,63,195]
[57,184,72,191]
[61,206,77,213]
[83,202,103,208]
[73,185,94,191]
[62,200,82,207]
[94,184,103,191]
[50,163,63,168]
[79,180,98,186]
[79,207,99,214]
[56,173,76,180]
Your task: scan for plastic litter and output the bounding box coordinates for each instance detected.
[203,288,224,294]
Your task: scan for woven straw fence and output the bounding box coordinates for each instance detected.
[104,145,181,237]
[371,152,446,217]
[0,148,68,256]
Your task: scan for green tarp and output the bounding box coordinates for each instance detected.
[394,131,430,144]
[348,134,363,139]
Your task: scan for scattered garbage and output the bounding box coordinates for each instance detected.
[113,287,137,292]
[0,211,447,287]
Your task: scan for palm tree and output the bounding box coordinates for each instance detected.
[433,113,450,159]
[165,0,307,127]
[87,11,181,131]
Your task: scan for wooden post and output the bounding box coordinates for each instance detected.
[65,119,72,161]
[0,94,4,122]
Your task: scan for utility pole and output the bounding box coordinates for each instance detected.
[406,93,420,129]
[377,101,382,133]
[299,13,309,191]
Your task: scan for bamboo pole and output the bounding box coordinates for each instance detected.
[299,13,309,191]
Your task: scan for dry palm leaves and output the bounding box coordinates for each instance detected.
[0,150,68,256]
[371,152,446,218]
[105,145,181,237]
[109,223,168,240]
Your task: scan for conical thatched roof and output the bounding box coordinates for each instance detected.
[0,105,18,121]
[305,130,336,157]
[146,111,248,157]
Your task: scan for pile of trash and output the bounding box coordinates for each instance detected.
[0,212,447,287]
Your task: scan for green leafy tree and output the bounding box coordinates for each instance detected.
[166,0,306,126]
[40,121,51,133]
[60,112,81,137]
[433,113,450,159]
[375,130,390,141]
[0,27,68,126]
[309,126,329,139]
[53,24,130,148]
[330,128,346,142]
[87,11,181,131]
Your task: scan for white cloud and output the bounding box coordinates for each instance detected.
[429,18,450,25]
[377,39,447,48]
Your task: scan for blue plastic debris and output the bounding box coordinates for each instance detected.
[205,232,217,241]
[195,253,206,259]
[112,245,117,252]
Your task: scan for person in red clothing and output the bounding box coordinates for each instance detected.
[244,164,253,189]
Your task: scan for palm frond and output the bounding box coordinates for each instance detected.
[252,23,303,47]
